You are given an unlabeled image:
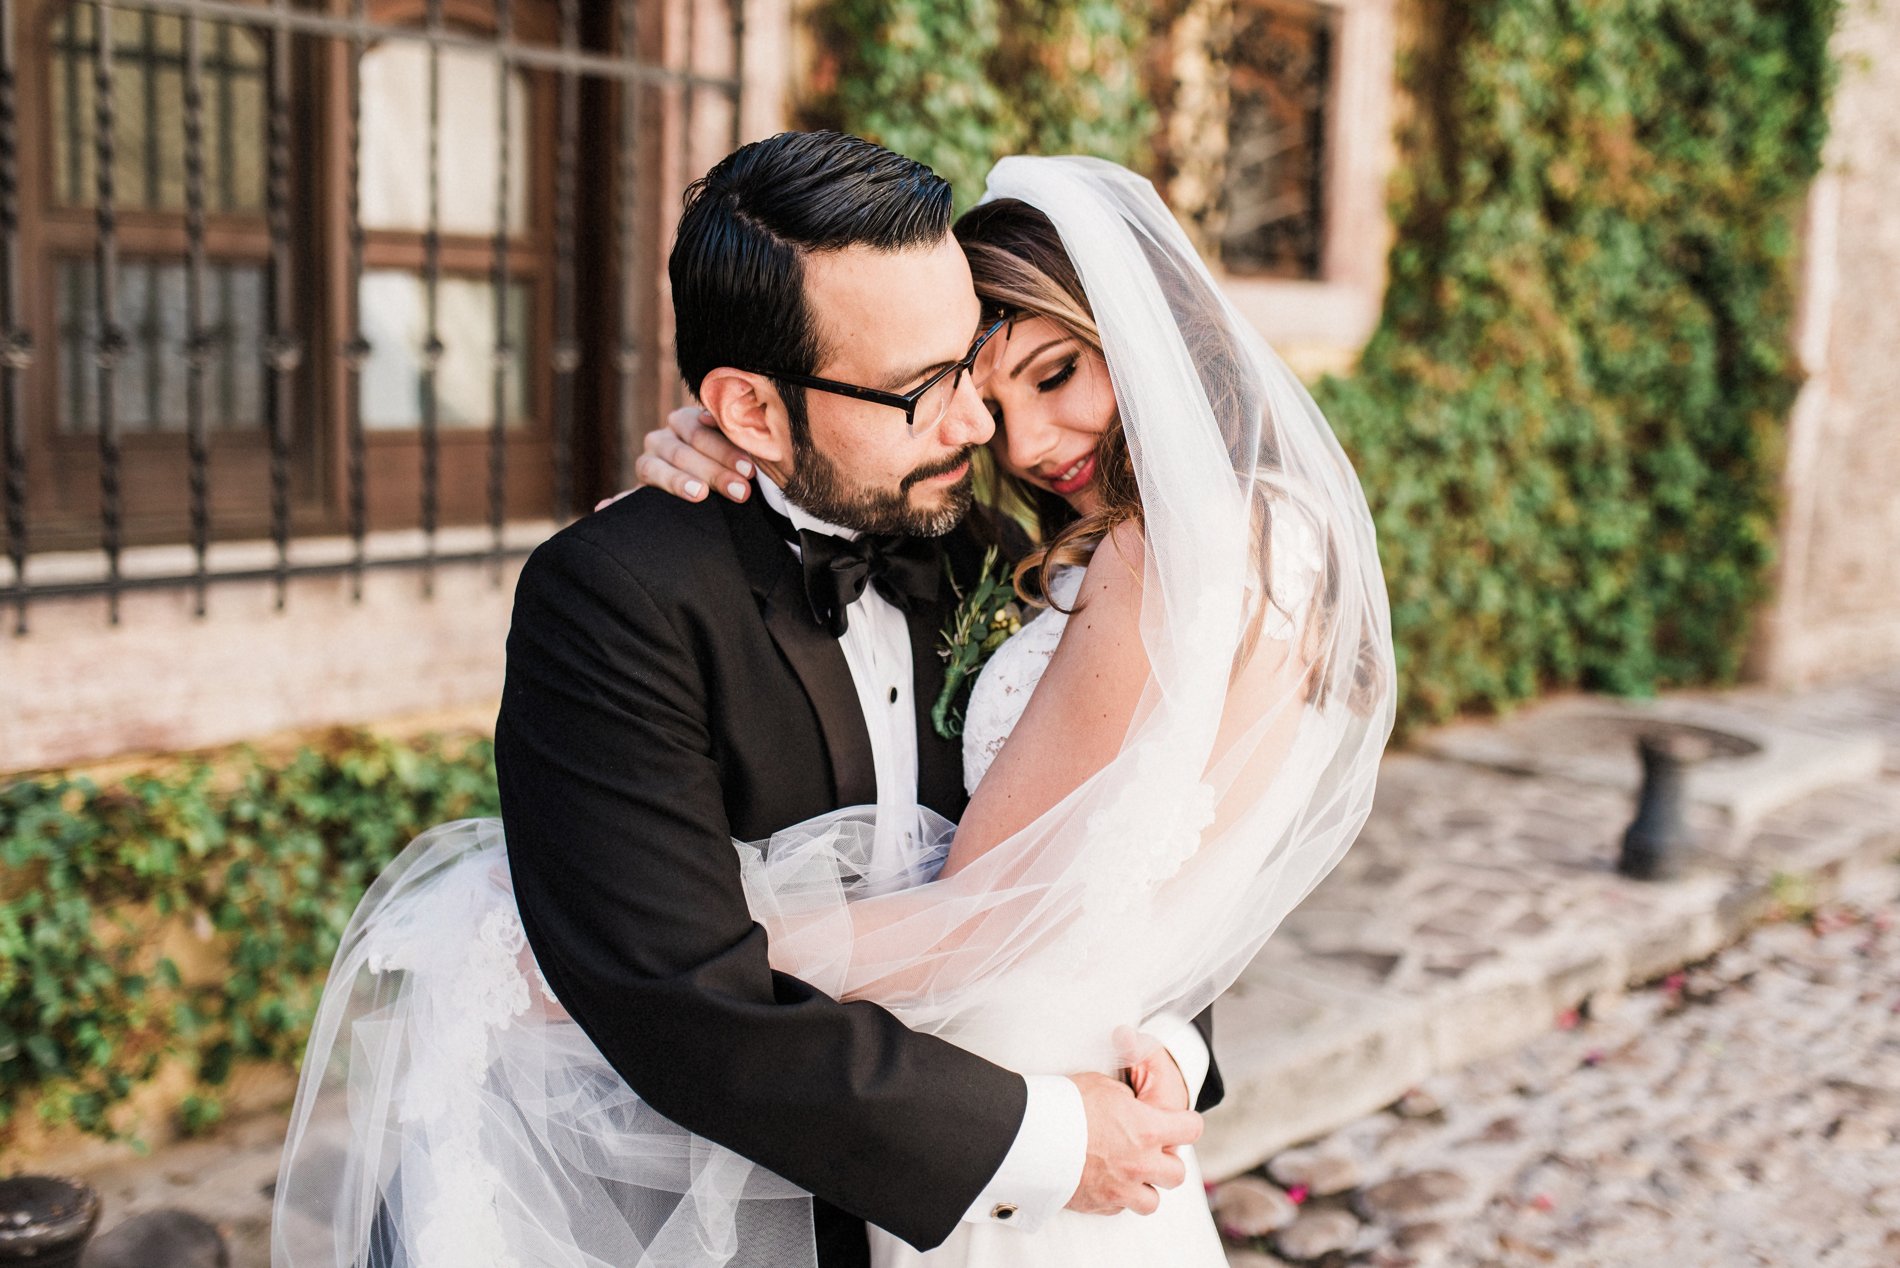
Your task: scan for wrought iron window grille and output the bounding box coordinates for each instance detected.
[0,0,743,632]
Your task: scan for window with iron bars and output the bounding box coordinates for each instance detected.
[0,0,744,630]
[1219,0,1332,280]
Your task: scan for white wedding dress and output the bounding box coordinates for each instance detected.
[861,564,1225,1268]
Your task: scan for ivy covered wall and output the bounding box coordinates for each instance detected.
[1320,0,1838,729]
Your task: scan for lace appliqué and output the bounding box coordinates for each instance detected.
[365,887,533,1268]
[961,566,1085,794]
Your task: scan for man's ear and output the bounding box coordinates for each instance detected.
[698,369,791,477]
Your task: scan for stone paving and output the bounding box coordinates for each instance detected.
[1201,671,1900,1175]
[1212,894,1900,1266]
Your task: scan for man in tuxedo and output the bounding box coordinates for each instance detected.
[497,130,1218,1268]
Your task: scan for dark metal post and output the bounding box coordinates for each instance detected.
[0,1176,99,1268]
[1617,731,1712,881]
[183,9,210,615]
[0,0,31,634]
[94,0,127,624]
[487,0,512,580]
[263,0,300,610]
[550,0,579,522]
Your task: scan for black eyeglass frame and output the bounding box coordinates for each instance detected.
[742,319,1009,434]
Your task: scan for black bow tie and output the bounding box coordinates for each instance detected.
[796,528,941,637]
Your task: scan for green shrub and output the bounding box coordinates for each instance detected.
[0,731,498,1144]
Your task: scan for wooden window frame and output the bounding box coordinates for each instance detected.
[322,0,564,534]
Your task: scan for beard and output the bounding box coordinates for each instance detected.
[782,431,976,538]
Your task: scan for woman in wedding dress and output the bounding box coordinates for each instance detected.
[272,156,1394,1268]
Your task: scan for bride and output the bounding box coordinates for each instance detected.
[272,154,1393,1268]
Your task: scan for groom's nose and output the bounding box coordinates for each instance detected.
[933,372,996,450]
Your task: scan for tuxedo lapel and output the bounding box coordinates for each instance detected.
[722,496,877,810]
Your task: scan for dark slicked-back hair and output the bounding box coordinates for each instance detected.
[669,131,953,402]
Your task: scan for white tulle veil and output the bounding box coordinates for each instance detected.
[271,155,1395,1268]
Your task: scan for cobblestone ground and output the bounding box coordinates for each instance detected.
[1214,896,1900,1267]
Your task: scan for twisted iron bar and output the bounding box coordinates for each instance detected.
[344,0,367,599]
[183,9,210,616]
[487,0,513,583]
[419,0,442,597]
[613,0,640,490]
[264,0,297,611]
[0,0,30,634]
[551,0,579,523]
[95,0,127,625]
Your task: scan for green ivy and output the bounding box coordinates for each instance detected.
[806,0,1154,211]
[1315,0,1836,731]
[0,732,498,1144]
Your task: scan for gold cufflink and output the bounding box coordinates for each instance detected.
[990,1203,1017,1221]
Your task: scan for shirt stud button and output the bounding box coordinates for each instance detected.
[889,687,898,703]
[990,1204,1017,1221]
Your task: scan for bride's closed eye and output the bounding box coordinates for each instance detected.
[1037,356,1079,393]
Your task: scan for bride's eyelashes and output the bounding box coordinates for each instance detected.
[1036,356,1079,394]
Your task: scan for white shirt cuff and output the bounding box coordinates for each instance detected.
[1144,1012,1210,1108]
[960,1075,1087,1231]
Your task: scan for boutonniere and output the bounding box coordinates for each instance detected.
[931,547,1024,739]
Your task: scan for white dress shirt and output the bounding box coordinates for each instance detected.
[758,477,1208,1233]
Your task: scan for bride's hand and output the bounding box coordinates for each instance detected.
[1126,1045,1191,1114]
[613,406,756,509]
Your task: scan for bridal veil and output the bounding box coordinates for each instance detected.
[272,155,1395,1268]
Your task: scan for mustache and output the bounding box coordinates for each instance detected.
[900,447,976,492]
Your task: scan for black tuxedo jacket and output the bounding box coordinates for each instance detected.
[496,487,1221,1264]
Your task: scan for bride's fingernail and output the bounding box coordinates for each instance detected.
[726,480,749,500]
[685,480,706,498]
[735,458,754,477]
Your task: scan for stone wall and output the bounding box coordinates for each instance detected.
[0,535,534,774]
[1753,0,1900,686]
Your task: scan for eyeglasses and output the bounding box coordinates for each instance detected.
[745,319,1007,440]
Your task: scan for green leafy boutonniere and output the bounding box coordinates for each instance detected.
[932,546,1023,739]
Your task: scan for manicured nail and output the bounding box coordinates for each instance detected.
[726,480,749,500]
[685,480,706,498]
[735,458,754,477]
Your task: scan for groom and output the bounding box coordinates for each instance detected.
[497,131,1216,1268]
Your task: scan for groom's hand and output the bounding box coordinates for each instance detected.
[1063,1072,1202,1217]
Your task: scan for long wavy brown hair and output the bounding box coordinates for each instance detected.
[953,198,1139,609]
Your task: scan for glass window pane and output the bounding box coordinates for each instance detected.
[48,4,267,213]
[358,41,530,235]
[358,270,530,431]
[54,257,267,434]
[1220,0,1332,279]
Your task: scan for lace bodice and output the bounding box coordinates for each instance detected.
[960,565,1086,794]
